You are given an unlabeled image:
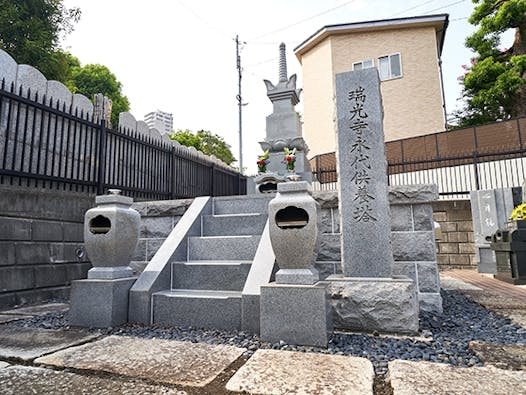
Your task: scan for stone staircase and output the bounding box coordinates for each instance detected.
[150,196,271,331]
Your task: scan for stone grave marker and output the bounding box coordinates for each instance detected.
[335,68,394,278]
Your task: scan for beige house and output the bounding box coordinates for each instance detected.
[294,14,449,158]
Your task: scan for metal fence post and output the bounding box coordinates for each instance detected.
[96,119,107,195]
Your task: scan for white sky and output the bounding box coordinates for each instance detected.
[60,0,511,174]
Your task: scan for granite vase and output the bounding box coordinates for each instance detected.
[268,181,319,284]
[84,189,140,269]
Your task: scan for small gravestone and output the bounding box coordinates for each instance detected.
[335,68,394,278]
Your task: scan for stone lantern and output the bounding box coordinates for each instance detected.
[69,189,139,328]
[268,181,319,284]
[260,181,332,347]
[84,189,140,279]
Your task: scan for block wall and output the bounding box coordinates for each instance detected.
[0,186,94,309]
[431,200,476,270]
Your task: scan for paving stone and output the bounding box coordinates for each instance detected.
[388,360,526,395]
[470,341,526,370]
[0,302,69,316]
[0,366,186,395]
[0,314,32,324]
[0,362,9,369]
[36,335,245,387]
[464,292,525,309]
[226,349,374,395]
[439,276,483,291]
[493,308,526,328]
[0,327,98,361]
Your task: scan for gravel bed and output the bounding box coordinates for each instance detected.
[6,290,526,375]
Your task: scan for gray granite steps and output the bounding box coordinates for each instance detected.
[187,235,261,261]
[213,195,272,215]
[152,289,242,330]
[171,261,252,291]
[201,213,267,236]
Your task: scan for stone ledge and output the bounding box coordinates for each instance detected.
[132,199,193,217]
[388,184,439,204]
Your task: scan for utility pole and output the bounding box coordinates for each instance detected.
[235,35,244,174]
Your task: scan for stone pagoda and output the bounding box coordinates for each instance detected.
[255,43,312,193]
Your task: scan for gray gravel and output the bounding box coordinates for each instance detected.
[5,290,526,375]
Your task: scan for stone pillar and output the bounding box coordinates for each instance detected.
[326,69,419,334]
[335,68,394,278]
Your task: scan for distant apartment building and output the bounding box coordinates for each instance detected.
[144,110,174,134]
[294,14,449,158]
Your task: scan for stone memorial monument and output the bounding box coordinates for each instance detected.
[69,189,139,327]
[327,68,419,334]
[255,43,312,193]
[260,181,332,347]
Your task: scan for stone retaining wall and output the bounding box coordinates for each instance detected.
[0,186,94,309]
[313,185,442,313]
[431,200,476,270]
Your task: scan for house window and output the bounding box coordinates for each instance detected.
[352,59,374,71]
[378,53,402,80]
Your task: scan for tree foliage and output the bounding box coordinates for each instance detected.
[67,64,130,126]
[168,129,237,165]
[0,0,81,81]
[456,0,526,126]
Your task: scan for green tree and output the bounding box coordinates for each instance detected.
[168,129,237,165]
[457,0,526,126]
[67,64,130,126]
[0,0,81,81]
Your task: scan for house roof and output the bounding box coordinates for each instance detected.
[294,14,449,62]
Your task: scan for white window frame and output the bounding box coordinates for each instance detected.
[352,59,374,71]
[378,53,402,81]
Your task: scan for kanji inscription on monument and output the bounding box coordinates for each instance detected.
[335,68,394,278]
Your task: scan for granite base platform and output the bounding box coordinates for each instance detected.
[260,282,332,347]
[325,275,419,334]
[69,277,136,328]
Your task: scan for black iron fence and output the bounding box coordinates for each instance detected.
[310,117,526,197]
[0,79,246,200]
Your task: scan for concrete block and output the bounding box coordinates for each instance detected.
[62,222,83,242]
[13,286,70,307]
[241,294,260,334]
[213,195,271,215]
[0,266,34,292]
[140,216,173,238]
[69,277,136,328]
[327,276,419,334]
[31,220,62,241]
[132,198,193,216]
[438,243,459,254]
[418,292,443,313]
[188,235,260,261]
[413,204,433,231]
[65,263,91,282]
[441,222,458,232]
[131,239,147,261]
[388,184,439,204]
[152,289,242,331]
[458,221,474,232]
[63,243,88,263]
[432,212,447,222]
[459,243,475,254]
[0,242,15,266]
[172,261,250,291]
[33,265,68,288]
[202,213,267,236]
[390,205,412,231]
[449,254,471,266]
[15,242,52,264]
[145,238,165,261]
[314,261,340,280]
[416,261,440,293]
[260,283,332,347]
[393,261,417,283]
[0,217,31,240]
[392,231,436,261]
[317,234,341,261]
[0,293,16,309]
[320,208,333,234]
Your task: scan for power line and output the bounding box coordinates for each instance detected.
[391,0,437,17]
[175,0,233,40]
[249,0,358,42]
[422,0,467,14]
